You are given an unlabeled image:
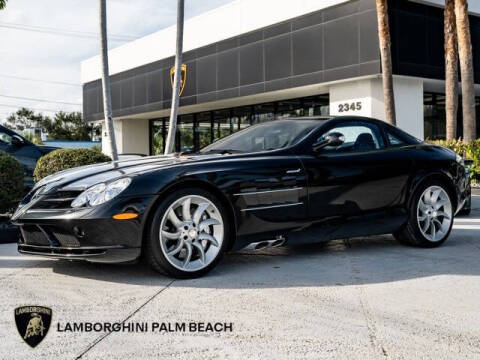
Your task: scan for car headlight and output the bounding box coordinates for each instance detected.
[71,178,131,208]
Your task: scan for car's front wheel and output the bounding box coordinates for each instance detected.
[145,188,229,278]
[394,181,454,247]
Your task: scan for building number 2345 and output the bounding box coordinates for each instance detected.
[338,102,362,112]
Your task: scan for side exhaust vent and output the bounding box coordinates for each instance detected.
[243,236,286,251]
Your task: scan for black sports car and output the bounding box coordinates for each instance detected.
[12,116,471,278]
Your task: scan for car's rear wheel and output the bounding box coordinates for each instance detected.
[145,188,229,278]
[394,181,453,247]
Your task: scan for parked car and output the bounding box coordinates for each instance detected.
[0,125,58,190]
[12,116,471,278]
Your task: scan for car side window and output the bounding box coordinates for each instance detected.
[386,130,406,147]
[317,123,385,153]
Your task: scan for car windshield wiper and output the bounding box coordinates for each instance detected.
[202,149,244,155]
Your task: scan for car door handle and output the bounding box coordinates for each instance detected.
[286,168,301,174]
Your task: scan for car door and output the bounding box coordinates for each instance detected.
[298,120,413,239]
[229,153,308,244]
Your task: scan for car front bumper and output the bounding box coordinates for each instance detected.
[13,195,155,263]
[17,243,140,263]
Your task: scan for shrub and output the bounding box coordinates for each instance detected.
[0,150,24,215]
[34,148,111,182]
[428,138,480,183]
[91,145,102,153]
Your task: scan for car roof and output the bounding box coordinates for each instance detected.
[285,115,380,122]
[273,116,390,128]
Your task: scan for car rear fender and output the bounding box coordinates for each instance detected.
[407,170,457,210]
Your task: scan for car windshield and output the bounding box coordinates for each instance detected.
[200,120,323,153]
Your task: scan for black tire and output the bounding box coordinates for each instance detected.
[394,180,454,248]
[144,187,230,279]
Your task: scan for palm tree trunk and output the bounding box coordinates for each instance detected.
[376,0,396,126]
[164,0,185,155]
[445,0,459,140]
[99,0,119,161]
[455,0,476,142]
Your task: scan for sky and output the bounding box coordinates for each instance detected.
[0,0,233,123]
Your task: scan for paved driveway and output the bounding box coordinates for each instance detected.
[1,197,480,359]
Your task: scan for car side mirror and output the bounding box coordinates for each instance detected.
[464,158,474,166]
[11,135,24,147]
[312,132,345,152]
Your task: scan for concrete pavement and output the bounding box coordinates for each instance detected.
[1,197,480,359]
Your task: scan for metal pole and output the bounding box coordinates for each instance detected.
[164,0,185,154]
[99,0,119,160]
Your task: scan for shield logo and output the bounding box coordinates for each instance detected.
[14,306,52,348]
[170,64,187,96]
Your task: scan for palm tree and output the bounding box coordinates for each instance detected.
[455,0,476,141]
[99,0,118,160]
[164,0,185,155]
[445,0,459,140]
[376,0,396,126]
[0,0,7,9]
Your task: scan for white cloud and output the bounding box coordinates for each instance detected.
[0,0,233,122]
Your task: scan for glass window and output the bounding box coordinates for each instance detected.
[385,125,422,145]
[178,114,194,152]
[303,95,330,116]
[276,99,303,118]
[424,93,446,140]
[213,110,231,141]
[0,130,12,146]
[233,106,252,131]
[252,103,275,124]
[319,123,384,153]
[387,131,405,147]
[148,94,330,154]
[196,112,212,150]
[422,92,480,140]
[201,120,320,153]
[151,119,164,155]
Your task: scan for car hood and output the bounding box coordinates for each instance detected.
[33,153,231,192]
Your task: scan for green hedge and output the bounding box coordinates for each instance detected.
[34,148,111,182]
[0,150,24,214]
[428,139,480,182]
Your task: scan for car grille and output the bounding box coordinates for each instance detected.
[50,227,81,247]
[20,225,81,248]
[20,226,50,246]
[29,190,82,210]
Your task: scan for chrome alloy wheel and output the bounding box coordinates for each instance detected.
[417,185,452,242]
[159,195,224,272]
